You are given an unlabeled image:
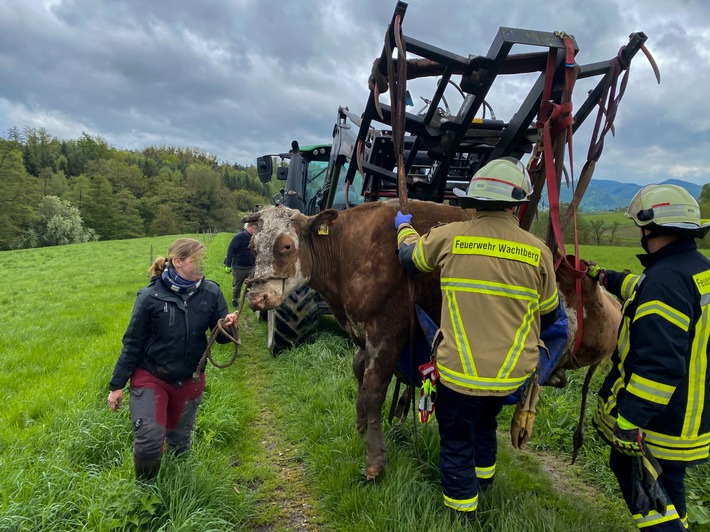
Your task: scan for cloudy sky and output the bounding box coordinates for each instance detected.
[1,0,709,186]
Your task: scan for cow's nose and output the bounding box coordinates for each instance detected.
[248,291,267,310]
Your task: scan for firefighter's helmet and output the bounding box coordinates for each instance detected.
[626,184,710,238]
[454,158,532,204]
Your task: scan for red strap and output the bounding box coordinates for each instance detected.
[534,36,586,357]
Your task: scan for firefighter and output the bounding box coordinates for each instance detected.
[588,184,710,530]
[395,158,559,517]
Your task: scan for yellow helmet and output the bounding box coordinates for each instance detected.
[454,158,531,204]
[626,184,710,237]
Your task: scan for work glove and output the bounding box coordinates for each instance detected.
[581,259,606,284]
[224,266,232,274]
[395,211,412,230]
[631,453,667,516]
[510,374,540,448]
[613,415,667,516]
[612,415,646,456]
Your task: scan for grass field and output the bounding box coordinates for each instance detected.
[1,235,709,530]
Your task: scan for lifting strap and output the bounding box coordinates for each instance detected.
[525,33,586,357]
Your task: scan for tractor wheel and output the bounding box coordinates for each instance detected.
[267,285,320,356]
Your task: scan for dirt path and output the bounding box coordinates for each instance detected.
[251,402,322,531]
[237,318,323,531]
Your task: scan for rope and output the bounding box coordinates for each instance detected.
[192,289,245,382]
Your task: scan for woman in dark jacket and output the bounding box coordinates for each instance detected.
[107,238,238,481]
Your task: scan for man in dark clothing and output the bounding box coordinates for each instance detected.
[588,184,710,531]
[224,222,256,309]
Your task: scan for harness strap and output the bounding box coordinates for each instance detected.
[388,13,409,215]
[529,34,586,357]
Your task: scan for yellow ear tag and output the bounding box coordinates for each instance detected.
[317,223,329,235]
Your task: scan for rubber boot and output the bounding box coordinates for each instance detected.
[134,456,161,483]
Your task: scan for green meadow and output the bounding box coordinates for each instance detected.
[1,234,709,531]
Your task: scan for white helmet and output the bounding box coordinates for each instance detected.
[454,158,532,204]
[626,184,710,238]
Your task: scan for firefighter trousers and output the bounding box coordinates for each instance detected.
[436,382,505,513]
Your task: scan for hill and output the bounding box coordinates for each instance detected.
[552,178,703,212]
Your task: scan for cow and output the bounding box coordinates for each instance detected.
[244,200,621,479]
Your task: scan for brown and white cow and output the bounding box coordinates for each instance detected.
[244,200,621,479]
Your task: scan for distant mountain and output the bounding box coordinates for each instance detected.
[550,179,703,212]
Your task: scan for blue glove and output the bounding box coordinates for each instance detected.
[395,211,412,230]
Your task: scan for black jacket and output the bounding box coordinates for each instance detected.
[224,230,255,269]
[593,238,710,465]
[110,276,230,389]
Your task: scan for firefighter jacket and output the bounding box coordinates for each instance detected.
[593,238,710,465]
[109,276,230,390]
[397,210,559,397]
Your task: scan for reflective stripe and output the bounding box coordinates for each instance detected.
[540,289,559,313]
[437,363,529,392]
[475,464,495,479]
[441,278,539,381]
[627,373,675,405]
[621,274,641,300]
[633,300,690,332]
[444,289,476,375]
[634,505,680,528]
[595,401,710,461]
[413,239,434,272]
[648,445,710,462]
[685,303,709,438]
[397,226,417,246]
[443,493,479,512]
[499,299,535,379]
[681,514,689,528]
[440,278,539,302]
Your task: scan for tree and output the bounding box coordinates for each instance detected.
[150,204,181,236]
[16,196,97,248]
[0,140,41,249]
[588,219,606,245]
[184,164,231,231]
[699,183,710,204]
[608,221,621,246]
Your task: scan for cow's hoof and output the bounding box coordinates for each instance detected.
[544,370,567,388]
[365,465,382,481]
[364,458,387,480]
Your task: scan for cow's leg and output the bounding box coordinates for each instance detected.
[353,347,367,434]
[360,342,396,480]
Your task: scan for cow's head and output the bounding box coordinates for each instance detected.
[242,206,339,310]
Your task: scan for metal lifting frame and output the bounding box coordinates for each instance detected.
[345,0,648,204]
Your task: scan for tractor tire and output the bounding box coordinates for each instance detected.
[267,285,320,356]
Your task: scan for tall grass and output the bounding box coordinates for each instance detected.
[1,237,708,530]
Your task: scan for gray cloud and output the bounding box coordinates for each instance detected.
[0,0,708,186]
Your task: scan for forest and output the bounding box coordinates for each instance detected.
[3,126,710,252]
[0,127,275,250]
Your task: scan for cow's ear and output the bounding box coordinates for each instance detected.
[309,209,339,236]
